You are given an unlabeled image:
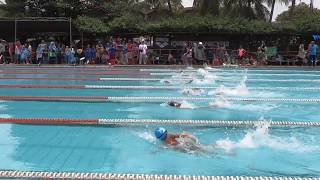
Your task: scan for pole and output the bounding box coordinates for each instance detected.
[69,18,72,46]
[14,18,17,43]
[81,32,84,48]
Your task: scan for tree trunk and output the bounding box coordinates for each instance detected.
[167,0,172,13]
[269,0,276,22]
[291,0,296,9]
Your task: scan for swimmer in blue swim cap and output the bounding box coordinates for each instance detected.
[155,127,198,146]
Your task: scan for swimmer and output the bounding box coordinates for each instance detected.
[154,127,199,146]
[167,101,182,108]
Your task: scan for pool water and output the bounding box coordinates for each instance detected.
[0,66,319,176]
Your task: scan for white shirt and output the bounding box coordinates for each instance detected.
[0,43,5,53]
[139,44,148,55]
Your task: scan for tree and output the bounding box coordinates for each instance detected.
[291,0,296,10]
[221,0,270,20]
[193,0,220,15]
[276,2,320,32]
[267,0,289,22]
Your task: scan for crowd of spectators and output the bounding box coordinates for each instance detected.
[0,38,318,66]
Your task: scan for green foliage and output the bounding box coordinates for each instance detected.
[1,0,319,35]
[74,16,109,34]
[276,3,320,33]
[145,15,276,33]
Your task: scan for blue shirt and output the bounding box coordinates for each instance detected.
[109,47,116,55]
[310,44,318,56]
[122,47,128,54]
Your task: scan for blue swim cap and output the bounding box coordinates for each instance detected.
[155,127,167,141]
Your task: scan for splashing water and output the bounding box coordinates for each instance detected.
[210,71,248,96]
[208,96,231,108]
[180,88,205,96]
[178,101,198,109]
[136,131,157,144]
[215,120,320,153]
[185,68,216,85]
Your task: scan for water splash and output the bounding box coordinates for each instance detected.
[210,70,248,96]
[136,131,157,144]
[215,120,320,153]
[180,88,205,96]
[208,96,231,108]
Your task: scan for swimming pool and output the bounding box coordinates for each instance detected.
[0,65,319,178]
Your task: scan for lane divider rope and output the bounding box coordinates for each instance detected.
[0,117,320,127]
[0,96,320,103]
[2,77,320,83]
[0,170,318,180]
[0,71,149,76]
[140,68,320,73]
[150,72,320,77]
[2,84,320,91]
[0,77,179,81]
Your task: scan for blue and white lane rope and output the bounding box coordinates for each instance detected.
[98,118,320,127]
[1,96,320,103]
[0,170,319,180]
[140,68,320,73]
[150,72,320,77]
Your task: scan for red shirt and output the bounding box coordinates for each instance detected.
[127,43,133,52]
[238,48,246,57]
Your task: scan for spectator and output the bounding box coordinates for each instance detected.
[120,43,128,65]
[64,46,71,64]
[260,41,267,62]
[256,47,264,65]
[308,41,318,67]
[168,51,176,64]
[20,45,30,64]
[297,44,306,66]
[48,42,57,64]
[85,44,92,64]
[108,43,117,65]
[195,42,206,65]
[36,44,44,65]
[8,42,14,63]
[70,47,76,64]
[182,45,192,66]
[238,45,246,64]
[76,47,85,64]
[139,40,148,65]
[127,40,134,64]
[15,41,22,64]
[0,40,5,64]
[96,43,104,64]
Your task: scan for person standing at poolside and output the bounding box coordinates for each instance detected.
[127,40,134,64]
[36,44,44,65]
[297,44,306,66]
[0,40,5,64]
[120,43,128,65]
[15,41,22,64]
[308,41,318,67]
[139,40,148,65]
[238,45,246,65]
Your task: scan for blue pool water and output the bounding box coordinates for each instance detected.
[0,66,319,176]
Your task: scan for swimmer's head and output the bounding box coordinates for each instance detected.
[155,127,167,141]
[168,101,175,107]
